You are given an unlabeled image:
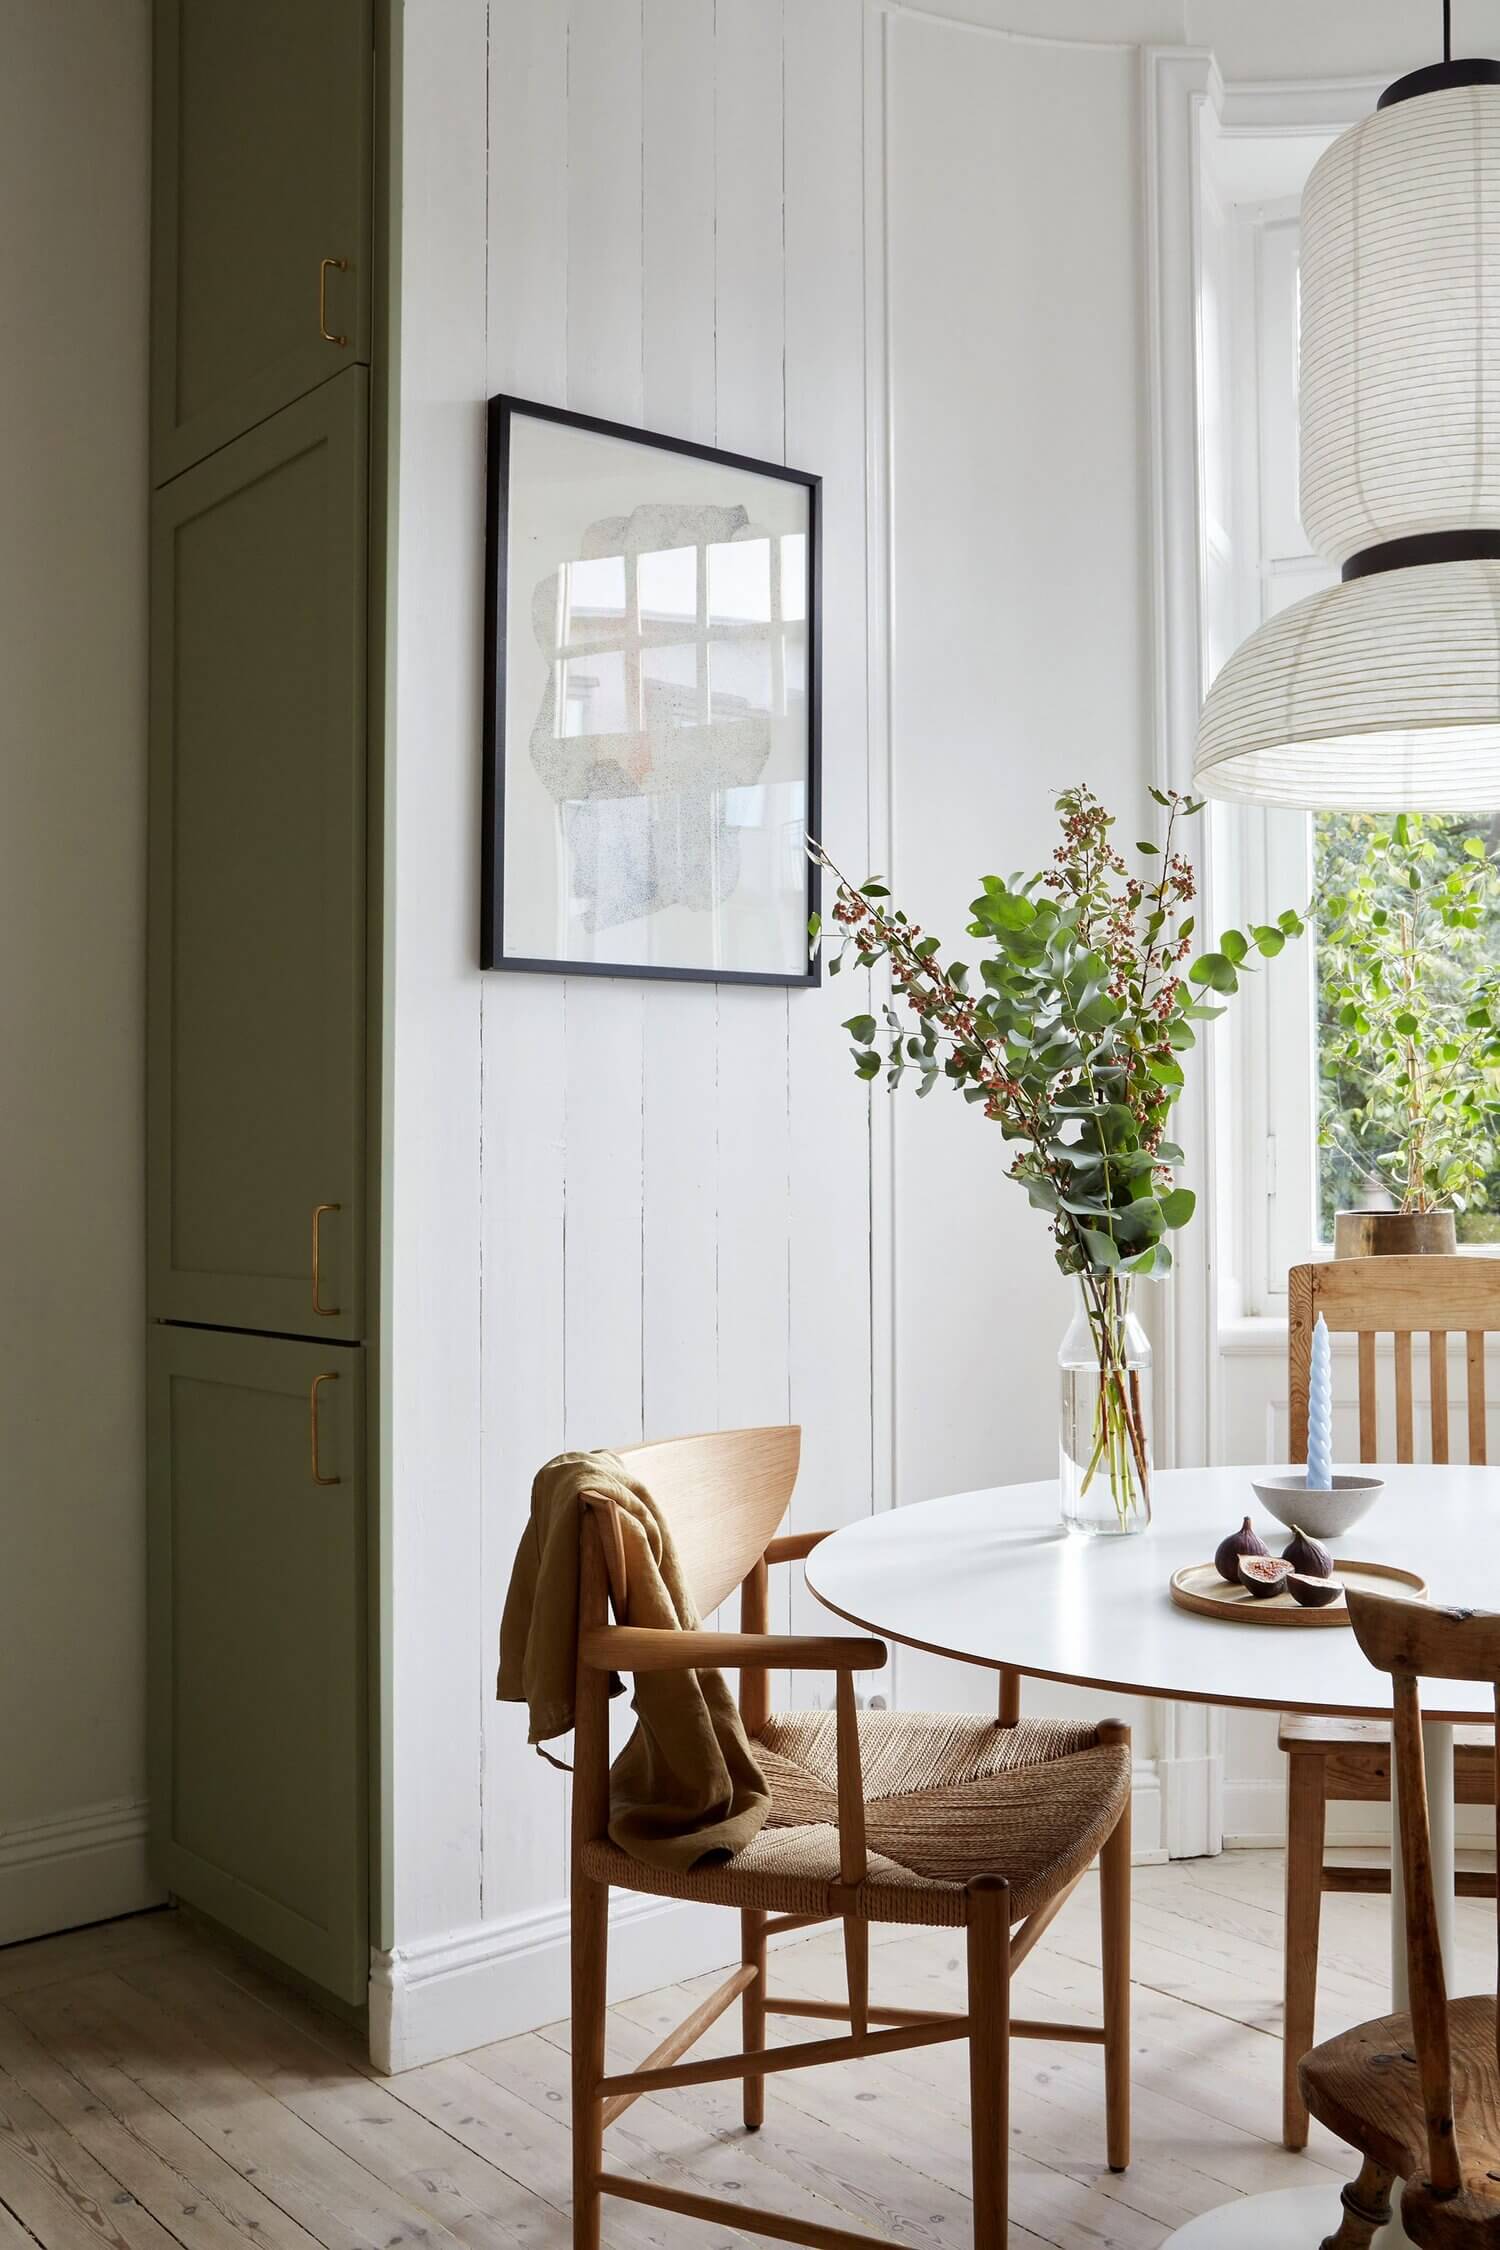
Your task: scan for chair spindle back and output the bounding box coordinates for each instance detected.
[1289,1257,1500,1468]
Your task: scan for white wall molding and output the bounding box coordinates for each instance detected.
[1158,1701,1225,1859]
[1130,1760,1168,1866]
[1216,74,1385,134]
[370,1890,747,2074]
[1140,49,1229,1858]
[1224,1776,1494,1854]
[0,1798,162,1946]
[1143,44,1221,1482]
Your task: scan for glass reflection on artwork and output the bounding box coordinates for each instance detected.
[528,505,808,940]
[486,400,819,983]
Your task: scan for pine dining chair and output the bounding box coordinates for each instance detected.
[565,1425,1135,2250]
[1280,1256,1500,2151]
[1300,1585,1500,2247]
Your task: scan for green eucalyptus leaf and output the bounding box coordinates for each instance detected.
[1188,952,1239,994]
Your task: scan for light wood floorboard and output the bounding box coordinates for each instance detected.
[2,1853,1491,2249]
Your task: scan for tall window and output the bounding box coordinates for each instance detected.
[1206,185,1500,1305]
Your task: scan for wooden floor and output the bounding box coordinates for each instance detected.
[1,1852,1493,2250]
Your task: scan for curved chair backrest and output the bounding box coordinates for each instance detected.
[617,1426,801,1616]
[1348,1587,1500,2199]
[1288,1256,1500,1466]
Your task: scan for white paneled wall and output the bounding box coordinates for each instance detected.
[388,0,1440,2069]
[385,0,875,2068]
[481,0,875,1903]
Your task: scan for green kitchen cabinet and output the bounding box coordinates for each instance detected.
[148,1324,366,2004]
[152,0,373,483]
[148,371,367,1343]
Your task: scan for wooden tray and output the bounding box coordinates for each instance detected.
[1169,1557,1427,1627]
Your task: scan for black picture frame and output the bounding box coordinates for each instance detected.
[480,393,822,986]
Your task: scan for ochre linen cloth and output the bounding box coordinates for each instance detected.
[497,1450,770,1872]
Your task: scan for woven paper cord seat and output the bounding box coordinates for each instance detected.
[582,1708,1132,1926]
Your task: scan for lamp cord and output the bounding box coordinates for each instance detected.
[1445,0,1453,61]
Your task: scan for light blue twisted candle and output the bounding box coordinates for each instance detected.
[1307,1312,1333,1490]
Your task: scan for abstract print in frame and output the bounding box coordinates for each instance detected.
[481,395,821,985]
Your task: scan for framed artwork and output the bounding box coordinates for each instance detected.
[481,394,821,985]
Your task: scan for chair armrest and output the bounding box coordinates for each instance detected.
[580,1626,887,1675]
[763,1530,832,1565]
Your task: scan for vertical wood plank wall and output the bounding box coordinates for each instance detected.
[479,0,875,1934]
[389,0,1180,2056]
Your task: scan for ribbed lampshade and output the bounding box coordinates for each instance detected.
[1195,67,1500,809]
[1195,559,1500,808]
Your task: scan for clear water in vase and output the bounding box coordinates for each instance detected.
[1058,1274,1152,1536]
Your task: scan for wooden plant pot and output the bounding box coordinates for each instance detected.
[1333,1209,1458,1258]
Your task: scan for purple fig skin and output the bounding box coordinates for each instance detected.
[1282,1525,1334,1579]
[1238,1554,1293,1599]
[1287,1572,1343,1609]
[1214,1514,1270,1585]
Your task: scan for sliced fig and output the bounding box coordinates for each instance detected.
[1215,1515,1270,1586]
[1287,1573,1344,1609]
[1282,1525,1334,1580]
[1238,1554,1293,1599]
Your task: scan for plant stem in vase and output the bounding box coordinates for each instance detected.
[810,784,1304,1525]
[1059,1271,1152,1535]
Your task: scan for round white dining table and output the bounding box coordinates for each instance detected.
[805,1462,1500,2250]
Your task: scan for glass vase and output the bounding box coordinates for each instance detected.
[1058,1273,1152,1536]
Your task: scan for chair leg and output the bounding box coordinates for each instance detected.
[1283,1751,1327,2152]
[1097,1722,1132,2174]
[741,1908,766,2131]
[1318,2157,1394,2250]
[571,1871,608,2250]
[966,1875,1011,2250]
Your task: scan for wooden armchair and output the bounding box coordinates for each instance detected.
[567,1426,1134,2250]
[1280,1257,1500,2150]
[1301,1588,1500,2247]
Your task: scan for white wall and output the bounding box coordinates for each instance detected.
[0,0,154,1941]
[384,0,1472,2065]
[383,0,874,2069]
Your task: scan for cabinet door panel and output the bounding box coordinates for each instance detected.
[153,0,372,483]
[149,373,366,1338]
[149,1325,366,2003]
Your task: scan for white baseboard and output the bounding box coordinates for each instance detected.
[1130,1759,1167,1863]
[370,1764,1167,2072]
[0,1797,164,1945]
[369,1889,744,2072]
[1224,1776,1497,1852]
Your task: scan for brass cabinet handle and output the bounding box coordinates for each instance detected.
[319,256,350,346]
[312,1201,341,1317]
[310,1371,341,1486]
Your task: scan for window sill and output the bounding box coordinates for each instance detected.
[1218,1316,1288,1359]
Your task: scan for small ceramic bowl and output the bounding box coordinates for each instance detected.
[1250,1472,1385,1544]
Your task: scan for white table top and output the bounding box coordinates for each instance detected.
[805,1463,1500,1721]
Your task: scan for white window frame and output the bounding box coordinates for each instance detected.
[1219,186,1332,1316]
[1192,110,1363,1319]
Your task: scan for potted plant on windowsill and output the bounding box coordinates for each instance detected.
[1317,813,1500,1258]
[812,786,1304,1535]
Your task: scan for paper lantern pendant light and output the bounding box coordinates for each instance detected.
[1195,47,1500,809]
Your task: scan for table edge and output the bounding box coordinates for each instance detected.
[804,1573,1482,1724]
